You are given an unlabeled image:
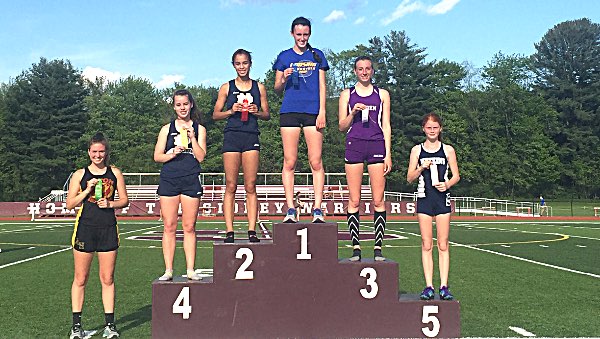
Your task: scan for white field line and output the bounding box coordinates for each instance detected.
[0,224,71,234]
[384,223,600,279]
[0,225,162,270]
[452,242,599,278]
[0,247,71,269]
[509,326,536,337]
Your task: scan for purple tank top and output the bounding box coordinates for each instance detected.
[346,86,384,140]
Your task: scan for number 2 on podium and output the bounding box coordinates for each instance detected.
[296,227,312,260]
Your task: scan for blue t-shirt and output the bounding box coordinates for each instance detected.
[272,47,329,114]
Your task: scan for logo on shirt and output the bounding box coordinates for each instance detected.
[237,93,254,104]
[291,60,317,78]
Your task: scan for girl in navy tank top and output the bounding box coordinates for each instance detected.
[338,56,392,262]
[407,113,460,301]
[213,49,270,243]
[154,89,206,282]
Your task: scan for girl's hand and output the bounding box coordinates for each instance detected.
[351,103,366,116]
[86,178,98,191]
[434,182,448,192]
[97,198,110,208]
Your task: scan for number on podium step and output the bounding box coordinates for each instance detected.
[359,267,379,299]
[173,286,191,320]
[235,247,254,280]
[421,305,440,337]
[296,227,312,260]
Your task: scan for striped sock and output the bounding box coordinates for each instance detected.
[374,210,386,248]
[347,211,360,247]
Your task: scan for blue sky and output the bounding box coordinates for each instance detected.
[1,0,599,89]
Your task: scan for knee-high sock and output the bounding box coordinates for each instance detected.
[347,211,360,247]
[374,210,386,248]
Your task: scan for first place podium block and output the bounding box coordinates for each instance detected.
[152,223,460,338]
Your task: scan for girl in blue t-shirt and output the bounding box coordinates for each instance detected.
[213,49,270,243]
[273,16,329,223]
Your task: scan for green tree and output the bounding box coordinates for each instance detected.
[532,18,600,197]
[0,58,88,200]
[83,77,165,173]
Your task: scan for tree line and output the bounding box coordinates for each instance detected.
[0,18,598,201]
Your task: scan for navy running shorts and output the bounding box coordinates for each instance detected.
[222,131,260,153]
[345,138,386,164]
[417,191,452,216]
[279,112,317,127]
[157,173,203,198]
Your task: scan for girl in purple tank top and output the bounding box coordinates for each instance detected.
[338,56,391,261]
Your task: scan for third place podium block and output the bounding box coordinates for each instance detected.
[152,223,460,338]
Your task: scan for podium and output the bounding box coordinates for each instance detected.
[152,223,460,338]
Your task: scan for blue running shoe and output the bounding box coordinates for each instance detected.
[312,208,325,223]
[420,286,435,300]
[439,286,454,300]
[283,208,297,223]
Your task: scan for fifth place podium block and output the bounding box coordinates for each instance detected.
[152,223,460,338]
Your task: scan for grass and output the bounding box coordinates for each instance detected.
[0,217,598,338]
[545,200,600,217]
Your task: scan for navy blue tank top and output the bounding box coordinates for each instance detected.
[77,166,118,228]
[224,79,261,134]
[416,143,449,198]
[160,120,202,178]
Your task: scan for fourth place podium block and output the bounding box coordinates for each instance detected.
[152,223,460,338]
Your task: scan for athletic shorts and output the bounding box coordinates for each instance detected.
[417,191,452,216]
[345,138,386,164]
[222,131,260,153]
[72,224,119,253]
[157,173,203,198]
[280,112,317,127]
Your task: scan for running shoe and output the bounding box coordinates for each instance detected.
[69,325,84,339]
[420,286,435,300]
[312,208,325,223]
[102,323,120,338]
[187,269,202,281]
[439,286,454,300]
[283,208,297,223]
[158,270,173,281]
[374,248,386,261]
[348,248,361,262]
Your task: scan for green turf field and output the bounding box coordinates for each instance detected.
[0,218,598,338]
[545,200,599,217]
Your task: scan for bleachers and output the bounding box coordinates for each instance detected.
[119,183,373,202]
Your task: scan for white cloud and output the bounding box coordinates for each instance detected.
[426,0,460,15]
[354,16,366,25]
[323,10,346,23]
[81,66,123,83]
[381,0,459,25]
[154,74,185,89]
[381,0,423,26]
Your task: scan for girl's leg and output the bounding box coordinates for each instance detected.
[418,213,435,288]
[97,250,118,313]
[241,150,259,232]
[223,152,242,233]
[368,163,386,258]
[71,250,94,312]
[435,213,451,287]
[345,162,363,258]
[304,126,324,209]
[160,195,181,273]
[280,127,301,210]
[180,194,200,273]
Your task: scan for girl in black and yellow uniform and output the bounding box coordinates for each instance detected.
[66,133,129,339]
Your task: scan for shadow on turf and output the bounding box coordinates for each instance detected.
[118,304,151,333]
